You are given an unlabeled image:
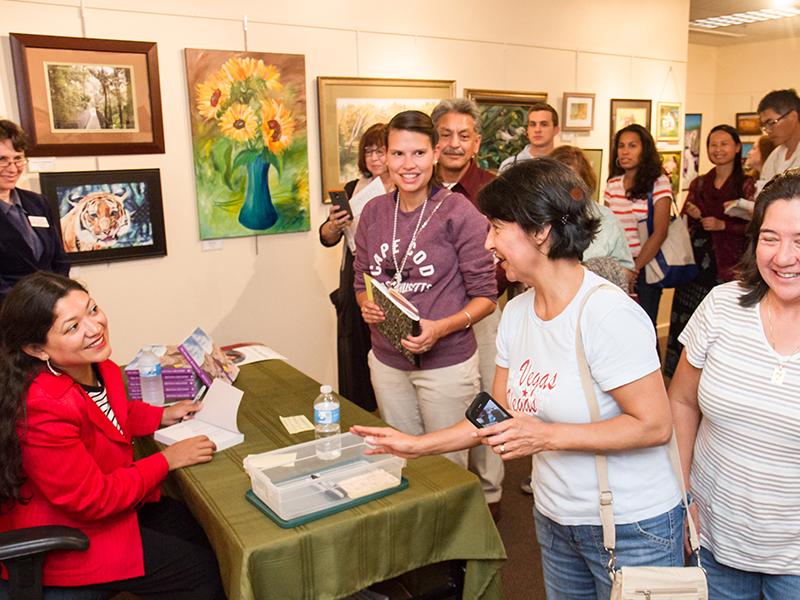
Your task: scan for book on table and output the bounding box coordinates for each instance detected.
[154,379,244,451]
[366,275,421,368]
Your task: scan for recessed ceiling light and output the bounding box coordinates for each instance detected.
[690,7,800,28]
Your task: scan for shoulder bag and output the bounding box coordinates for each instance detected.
[576,285,708,600]
[637,188,698,288]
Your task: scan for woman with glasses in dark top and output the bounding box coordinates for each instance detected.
[0,120,70,310]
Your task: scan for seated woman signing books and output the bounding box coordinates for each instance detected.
[0,272,226,600]
[353,110,497,468]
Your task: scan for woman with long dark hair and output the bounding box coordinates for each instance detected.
[604,124,673,327]
[0,272,225,599]
[670,168,800,598]
[353,110,496,470]
[664,124,756,377]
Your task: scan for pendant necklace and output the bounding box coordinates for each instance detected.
[766,294,800,385]
[390,190,443,288]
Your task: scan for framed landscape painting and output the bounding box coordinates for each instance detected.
[186,48,309,239]
[10,33,165,156]
[736,112,761,136]
[610,99,652,147]
[318,77,455,198]
[464,88,548,173]
[562,93,595,132]
[39,168,167,265]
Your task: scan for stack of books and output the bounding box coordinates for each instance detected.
[125,346,204,401]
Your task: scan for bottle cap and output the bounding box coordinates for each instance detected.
[143,345,152,352]
[320,385,332,394]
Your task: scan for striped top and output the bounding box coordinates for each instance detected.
[604,174,673,258]
[679,281,800,574]
[80,375,123,435]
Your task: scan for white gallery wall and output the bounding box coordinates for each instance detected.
[0,0,689,386]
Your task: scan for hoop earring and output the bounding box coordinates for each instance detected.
[45,358,61,377]
[615,157,622,168]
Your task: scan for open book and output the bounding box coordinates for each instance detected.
[366,275,421,367]
[178,327,240,387]
[155,379,244,451]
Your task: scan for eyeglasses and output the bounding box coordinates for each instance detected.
[0,157,28,170]
[365,148,386,158]
[760,111,793,132]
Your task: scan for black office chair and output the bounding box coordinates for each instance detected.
[0,525,88,600]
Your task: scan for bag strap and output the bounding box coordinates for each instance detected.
[575,284,700,569]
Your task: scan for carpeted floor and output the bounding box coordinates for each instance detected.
[494,456,547,600]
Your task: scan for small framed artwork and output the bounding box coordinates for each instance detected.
[682,113,702,190]
[318,77,455,198]
[39,169,167,265]
[736,112,761,136]
[656,102,681,142]
[464,88,548,172]
[562,93,595,132]
[659,151,682,196]
[582,148,603,203]
[741,142,754,168]
[610,99,652,146]
[10,33,165,157]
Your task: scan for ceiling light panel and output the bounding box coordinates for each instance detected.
[690,7,800,28]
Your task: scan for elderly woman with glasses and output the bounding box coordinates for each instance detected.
[0,120,70,310]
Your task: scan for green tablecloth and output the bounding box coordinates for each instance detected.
[139,359,506,600]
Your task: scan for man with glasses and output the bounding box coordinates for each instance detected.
[756,89,800,194]
[0,120,70,309]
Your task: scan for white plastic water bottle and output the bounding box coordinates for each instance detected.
[138,346,165,406]
[314,385,341,460]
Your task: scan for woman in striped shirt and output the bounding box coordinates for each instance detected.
[604,124,673,327]
[670,168,800,599]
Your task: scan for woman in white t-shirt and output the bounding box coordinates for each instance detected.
[604,124,674,327]
[353,159,683,600]
[670,168,800,599]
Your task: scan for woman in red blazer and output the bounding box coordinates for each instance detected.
[0,272,226,599]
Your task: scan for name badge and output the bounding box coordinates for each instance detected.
[28,215,49,228]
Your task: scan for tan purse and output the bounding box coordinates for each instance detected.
[576,285,708,600]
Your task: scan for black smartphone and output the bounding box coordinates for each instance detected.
[465,391,512,428]
[328,189,353,219]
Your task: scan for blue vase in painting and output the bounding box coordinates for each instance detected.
[239,155,278,230]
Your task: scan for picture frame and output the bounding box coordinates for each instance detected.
[736,112,761,136]
[682,113,702,190]
[659,150,681,196]
[741,142,754,169]
[39,168,167,265]
[10,33,165,157]
[582,148,603,203]
[562,93,595,132]
[317,76,455,198]
[464,88,548,173]
[610,99,652,147]
[656,102,681,142]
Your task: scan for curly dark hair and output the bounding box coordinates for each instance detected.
[477,158,600,261]
[737,168,800,307]
[608,124,663,200]
[0,272,87,513]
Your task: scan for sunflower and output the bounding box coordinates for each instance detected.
[255,61,283,91]
[223,57,260,82]
[260,99,295,154]
[219,104,258,142]
[196,75,231,119]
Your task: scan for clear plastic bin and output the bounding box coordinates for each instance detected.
[243,432,406,521]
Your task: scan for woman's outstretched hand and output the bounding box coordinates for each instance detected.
[350,425,423,459]
[160,436,217,471]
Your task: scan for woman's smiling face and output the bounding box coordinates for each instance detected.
[757,199,800,303]
[387,129,439,205]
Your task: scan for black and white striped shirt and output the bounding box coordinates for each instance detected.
[80,372,123,436]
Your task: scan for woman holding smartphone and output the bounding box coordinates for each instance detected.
[353,110,496,469]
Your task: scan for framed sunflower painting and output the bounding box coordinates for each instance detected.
[185,49,309,239]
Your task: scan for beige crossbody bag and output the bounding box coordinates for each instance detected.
[576,284,708,600]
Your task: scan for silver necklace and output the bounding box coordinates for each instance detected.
[766,294,800,385]
[390,191,442,288]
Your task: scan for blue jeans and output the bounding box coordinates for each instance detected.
[533,503,685,600]
[636,268,662,329]
[690,547,800,600]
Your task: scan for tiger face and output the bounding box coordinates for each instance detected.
[61,191,131,252]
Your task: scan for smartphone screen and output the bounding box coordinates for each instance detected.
[474,397,511,427]
[328,190,353,219]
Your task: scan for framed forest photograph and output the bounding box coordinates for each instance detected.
[10,33,165,156]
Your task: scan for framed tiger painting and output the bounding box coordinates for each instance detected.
[39,168,167,265]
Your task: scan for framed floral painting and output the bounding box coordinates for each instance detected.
[185,49,309,239]
[656,102,681,142]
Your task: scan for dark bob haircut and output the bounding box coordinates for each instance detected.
[477,158,600,261]
[356,122,388,177]
[0,120,27,154]
[738,167,800,307]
